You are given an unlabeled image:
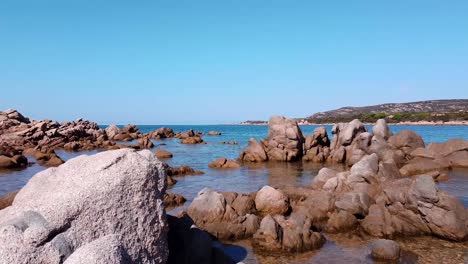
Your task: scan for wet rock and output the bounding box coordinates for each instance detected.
[148,127,175,139]
[0,190,18,210]
[164,193,186,208]
[0,149,169,263]
[207,131,222,136]
[33,150,64,167]
[370,239,400,261]
[208,157,241,169]
[263,116,304,161]
[255,186,290,215]
[163,163,204,177]
[237,138,268,162]
[154,149,173,159]
[136,136,154,149]
[180,136,205,144]
[175,130,195,139]
[0,155,28,169]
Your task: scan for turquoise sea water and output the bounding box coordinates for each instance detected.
[1,125,467,202]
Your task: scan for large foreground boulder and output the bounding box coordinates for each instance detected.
[0,149,169,264]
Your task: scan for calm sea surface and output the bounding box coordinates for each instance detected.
[1,125,467,263]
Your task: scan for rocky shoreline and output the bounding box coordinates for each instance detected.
[0,110,467,263]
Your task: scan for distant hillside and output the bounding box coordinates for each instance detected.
[305,99,468,124]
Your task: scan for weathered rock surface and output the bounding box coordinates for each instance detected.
[164,193,187,208]
[264,116,305,161]
[154,149,173,159]
[370,239,400,261]
[400,138,468,176]
[372,119,393,140]
[252,213,325,253]
[361,175,467,241]
[0,149,169,264]
[208,157,241,169]
[163,163,204,177]
[180,136,205,144]
[237,138,268,162]
[303,127,330,162]
[147,127,175,139]
[187,188,259,240]
[136,136,154,149]
[255,186,290,215]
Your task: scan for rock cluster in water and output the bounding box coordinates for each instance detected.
[0,109,210,169]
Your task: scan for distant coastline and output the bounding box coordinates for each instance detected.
[239,120,468,126]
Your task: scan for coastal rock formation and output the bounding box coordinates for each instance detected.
[0,110,122,161]
[208,157,241,169]
[163,163,204,177]
[237,138,268,162]
[0,149,169,263]
[180,136,205,144]
[400,138,468,176]
[263,116,305,161]
[302,127,330,162]
[252,213,325,253]
[147,127,175,139]
[136,136,154,149]
[187,188,259,240]
[361,175,467,241]
[154,149,173,159]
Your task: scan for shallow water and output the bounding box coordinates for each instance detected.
[0,125,467,263]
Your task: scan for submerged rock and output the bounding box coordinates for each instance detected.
[208,157,241,169]
[370,239,400,261]
[0,149,169,264]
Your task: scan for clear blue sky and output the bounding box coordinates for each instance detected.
[1,1,467,124]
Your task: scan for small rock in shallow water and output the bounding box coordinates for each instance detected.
[370,239,400,261]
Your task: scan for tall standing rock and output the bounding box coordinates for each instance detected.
[0,149,169,264]
[263,116,305,161]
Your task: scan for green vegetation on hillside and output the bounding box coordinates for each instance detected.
[306,111,468,124]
